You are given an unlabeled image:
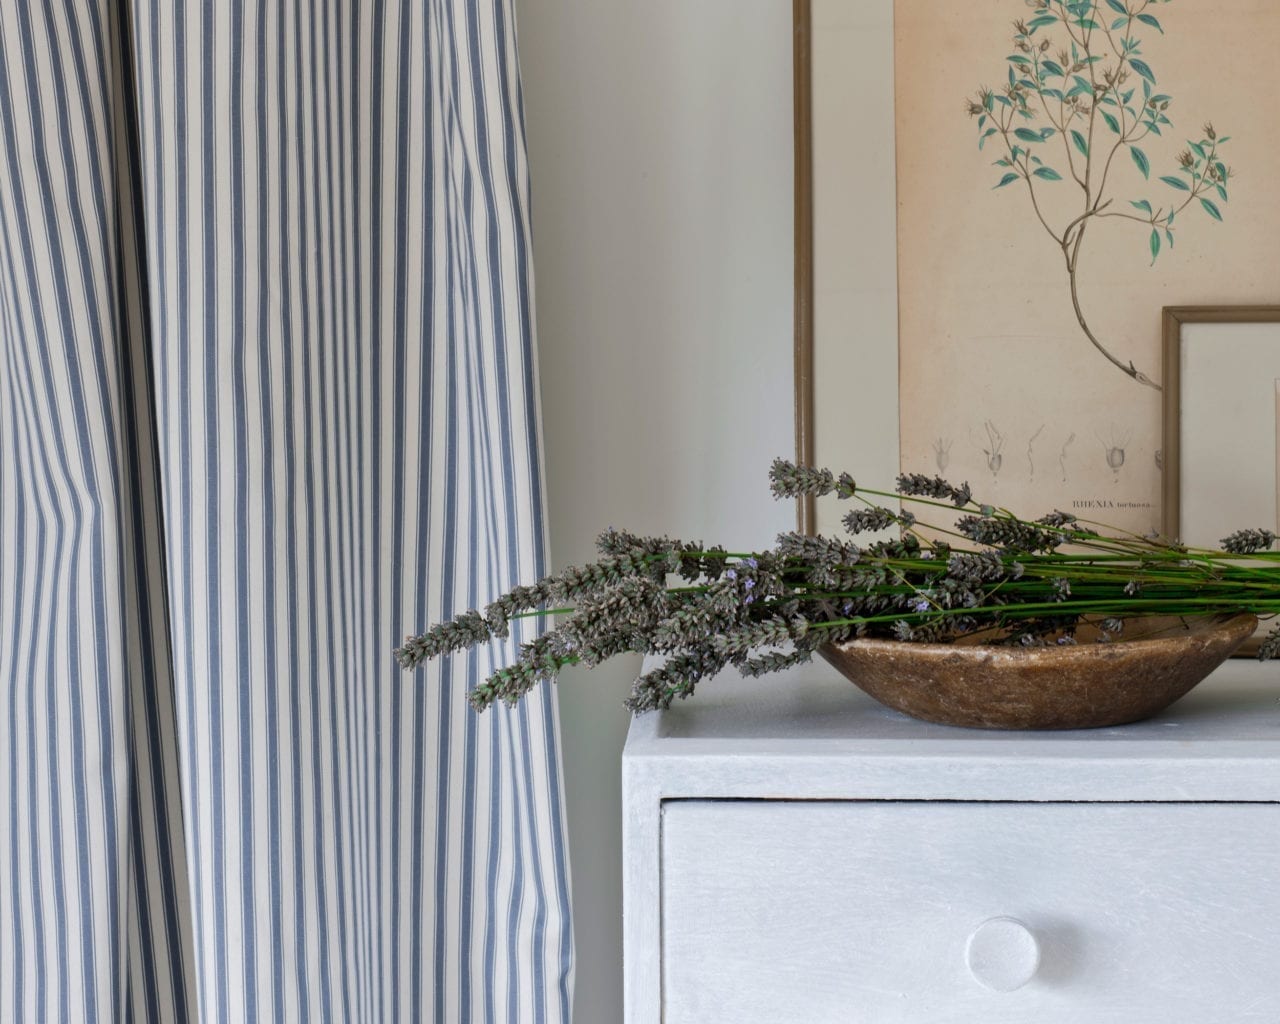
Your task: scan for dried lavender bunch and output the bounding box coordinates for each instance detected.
[395,610,494,667]
[1259,625,1280,662]
[398,459,1280,713]
[843,507,900,535]
[769,459,856,500]
[596,528,729,582]
[897,473,973,508]
[1221,529,1277,555]
[955,514,1064,554]
[948,550,1024,584]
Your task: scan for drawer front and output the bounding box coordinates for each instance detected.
[660,800,1280,1023]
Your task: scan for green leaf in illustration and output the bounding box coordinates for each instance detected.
[1216,184,1229,203]
[1188,140,1207,160]
[1166,229,1175,249]
[995,172,1021,189]
[1105,0,1127,13]
[1200,197,1224,222]
[1015,127,1044,144]
[1149,229,1161,264]
[1137,13,1163,33]
[978,128,998,150]
[1071,130,1090,157]
[1128,58,1156,84]
[1160,175,1190,191]
[1111,16,1128,30]
[1130,145,1150,179]
[1102,112,1121,135]
[1043,60,1066,77]
[1029,15,1059,30]
[1131,199,1153,216]
[1033,167,1063,181]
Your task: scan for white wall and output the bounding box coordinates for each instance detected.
[516,1,796,1017]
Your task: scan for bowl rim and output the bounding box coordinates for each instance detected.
[823,612,1259,659]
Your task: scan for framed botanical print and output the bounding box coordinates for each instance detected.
[1163,305,1280,654]
[1163,307,1280,545]
[794,0,1280,537]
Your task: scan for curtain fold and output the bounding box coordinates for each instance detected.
[0,1,572,1021]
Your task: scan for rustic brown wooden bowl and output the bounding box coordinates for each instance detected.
[820,614,1259,730]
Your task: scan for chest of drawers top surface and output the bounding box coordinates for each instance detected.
[623,658,1280,802]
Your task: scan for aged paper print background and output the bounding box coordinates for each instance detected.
[894,0,1280,535]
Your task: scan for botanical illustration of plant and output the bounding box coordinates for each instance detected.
[933,437,953,474]
[1026,424,1045,480]
[967,0,1235,390]
[974,420,1007,479]
[1059,432,1076,481]
[1097,424,1132,480]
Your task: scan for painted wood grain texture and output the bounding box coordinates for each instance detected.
[661,801,1280,1023]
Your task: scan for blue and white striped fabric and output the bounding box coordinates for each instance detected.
[0,1,572,1021]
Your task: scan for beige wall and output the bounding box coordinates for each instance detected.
[516,0,796,1017]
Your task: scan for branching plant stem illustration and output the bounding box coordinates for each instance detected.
[968,0,1234,390]
[1027,424,1045,480]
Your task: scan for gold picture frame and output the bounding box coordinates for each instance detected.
[792,0,815,534]
[791,0,899,538]
[1162,305,1280,656]
[1161,305,1280,540]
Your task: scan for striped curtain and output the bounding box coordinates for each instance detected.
[0,1,572,1021]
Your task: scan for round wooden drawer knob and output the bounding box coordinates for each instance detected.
[964,916,1041,992]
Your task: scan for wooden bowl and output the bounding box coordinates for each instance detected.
[820,614,1259,730]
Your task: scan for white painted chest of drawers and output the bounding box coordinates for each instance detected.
[621,658,1280,1023]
